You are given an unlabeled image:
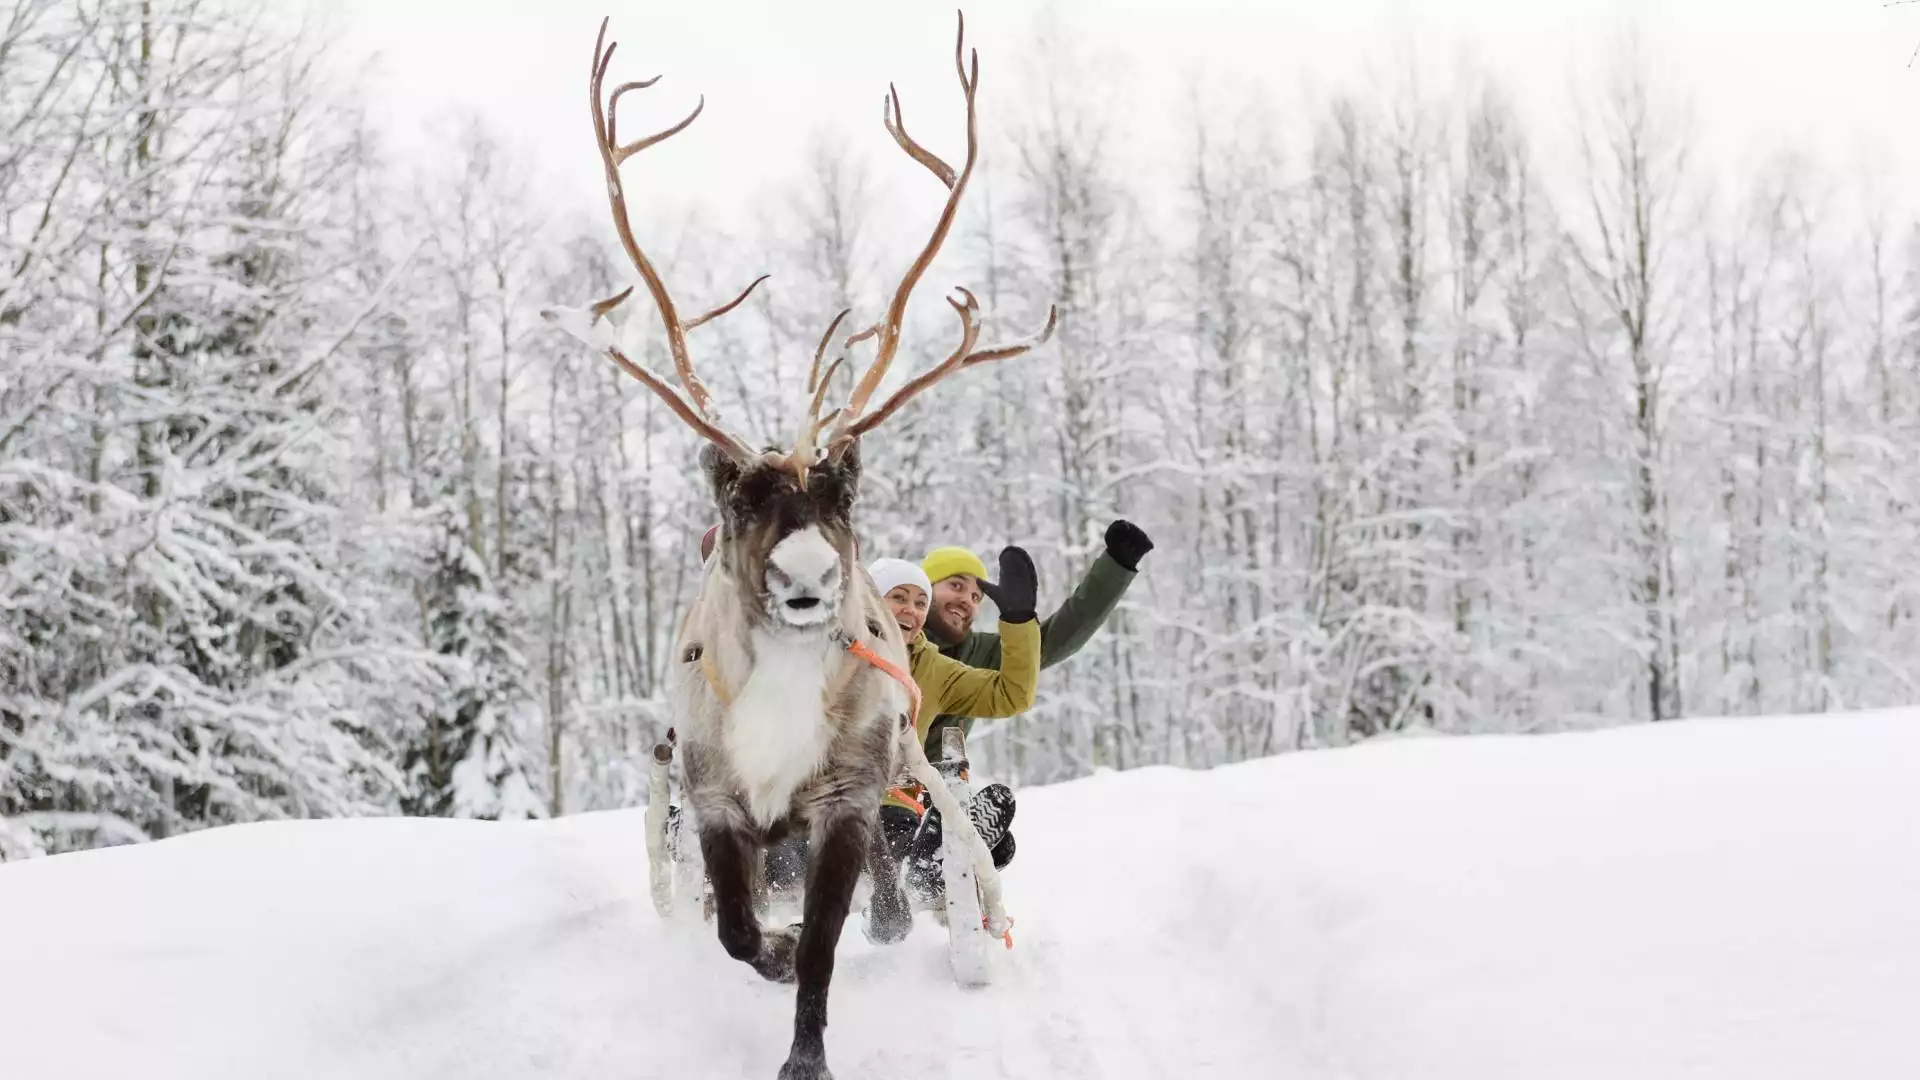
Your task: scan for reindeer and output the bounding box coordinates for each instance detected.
[544,12,1053,1079]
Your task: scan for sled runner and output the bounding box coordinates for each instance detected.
[924,724,1011,986]
[644,723,1013,987]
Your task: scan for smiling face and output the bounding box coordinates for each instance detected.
[883,583,929,640]
[701,442,862,634]
[922,572,982,647]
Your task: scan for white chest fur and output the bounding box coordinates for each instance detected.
[725,629,837,827]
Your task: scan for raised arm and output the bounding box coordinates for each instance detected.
[1034,520,1153,667]
[911,616,1040,744]
[947,521,1154,670]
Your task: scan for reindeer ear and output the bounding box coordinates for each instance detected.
[803,438,860,521]
[831,436,863,486]
[825,437,861,509]
[699,443,742,499]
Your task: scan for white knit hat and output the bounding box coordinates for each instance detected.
[868,557,932,600]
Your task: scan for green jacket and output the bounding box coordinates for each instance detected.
[922,550,1137,757]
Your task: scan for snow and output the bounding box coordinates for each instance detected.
[3,708,1917,1079]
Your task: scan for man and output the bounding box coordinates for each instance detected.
[921,520,1153,746]
[899,519,1153,878]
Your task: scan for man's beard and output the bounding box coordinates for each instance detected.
[923,605,967,647]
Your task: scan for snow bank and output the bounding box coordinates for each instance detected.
[2,708,1916,1079]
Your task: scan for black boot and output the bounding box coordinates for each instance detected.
[990,830,1015,869]
[901,810,945,905]
[968,784,1016,850]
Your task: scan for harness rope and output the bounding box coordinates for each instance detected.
[834,632,936,813]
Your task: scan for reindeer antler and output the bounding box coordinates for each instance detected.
[564,17,768,463]
[762,309,850,490]
[823,11,1057,455]
[546,12,1050,484]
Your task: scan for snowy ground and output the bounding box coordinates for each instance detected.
[3,708,1917,1080]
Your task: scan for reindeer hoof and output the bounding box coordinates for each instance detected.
[754,922,802,984]
[863,899,913,945]
[777,1054,831,1080]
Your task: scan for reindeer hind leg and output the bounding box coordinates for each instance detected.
[861,805,916,945]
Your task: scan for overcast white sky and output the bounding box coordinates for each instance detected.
[327,0,1920,238]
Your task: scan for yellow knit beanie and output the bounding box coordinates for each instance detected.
[922,545,990,585]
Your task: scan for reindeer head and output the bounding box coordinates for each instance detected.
[701,440,863,632]
[544,12,1057,636]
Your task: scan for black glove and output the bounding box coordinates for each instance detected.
[978,545,1038,624]
[1104,519,1153,571]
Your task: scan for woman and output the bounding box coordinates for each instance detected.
[866,551,1036,904]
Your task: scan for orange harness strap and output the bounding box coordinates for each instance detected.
[699,648,733,708]
[693,629,921,746]
[696,629,942,821]
[842,636,922,721]
[838,634,932,816]
[990,915,1015,950]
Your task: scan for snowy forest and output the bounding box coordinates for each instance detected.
[3,0,1917,859]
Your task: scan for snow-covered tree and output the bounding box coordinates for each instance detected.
[401,498,541,821]
[0,0,434,854]
[7,3,1918,853]
[1563,36,1695,723]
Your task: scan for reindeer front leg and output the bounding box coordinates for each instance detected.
[778,804,873,1080]
[700,817,799,984]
